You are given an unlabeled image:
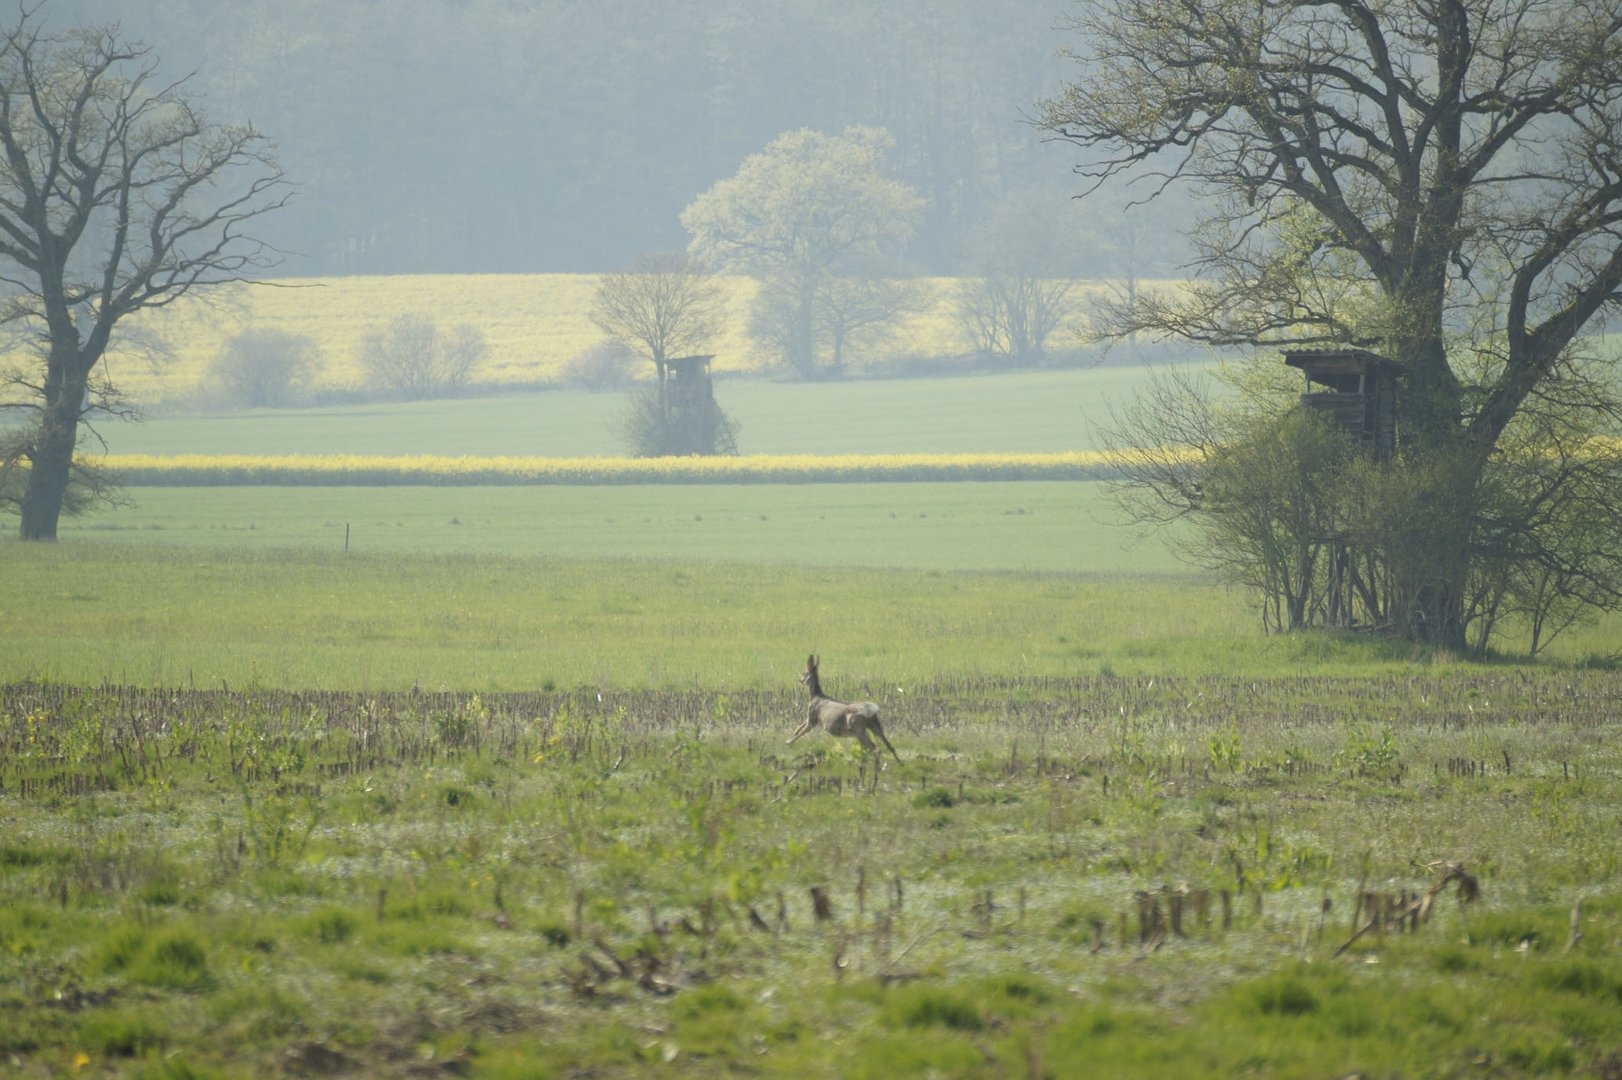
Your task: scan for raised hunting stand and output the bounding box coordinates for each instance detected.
[1284,348,1399,463]
[652,353,737,456]
[662,354,717,411]
[1283,348,1401,627]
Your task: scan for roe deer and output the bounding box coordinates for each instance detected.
[787,654,901,763]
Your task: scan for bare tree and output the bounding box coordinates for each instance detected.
[0,11,290,540]
[357,314,485,400]
[815,275,922,373]
[957,191,1082,364]
[590,253,724,385]
[751,273,921,375]
[956,273,1078,364]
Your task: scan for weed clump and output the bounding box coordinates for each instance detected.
[78,1010,168,1057]
[882,986,984,1031]
[93,925,212,991]
[302,908,358,945]
[1243,972,1320,1017]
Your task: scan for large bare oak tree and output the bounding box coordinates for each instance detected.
[0,10,289,541]
[1043,0,1622,647]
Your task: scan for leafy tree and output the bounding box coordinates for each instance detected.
[357,314,485,400]
[1043,0,1622,648]
[210,328,321,409]
[1103,355,1622,654]
[0,11,288,540]
[683,127,923,379]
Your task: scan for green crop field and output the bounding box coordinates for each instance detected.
[56,480,1148,569]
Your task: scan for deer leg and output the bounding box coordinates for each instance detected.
[854,727,878,755]
[787,718,816,745]
[870,719,902,764]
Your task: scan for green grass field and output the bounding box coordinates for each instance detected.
[3,538,1243,691]
[59,481,1157,568]
[106,366,1156,458]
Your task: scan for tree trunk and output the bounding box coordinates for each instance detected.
[1390,314,1474,649]
[17,340,89,542]
[794,283,817,379]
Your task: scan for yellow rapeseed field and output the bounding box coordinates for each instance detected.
[58,273,1171,405]
[98,450,1117,485]
[102,273,728,402]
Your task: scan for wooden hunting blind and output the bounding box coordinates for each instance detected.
[662,354,717,408]
[664,354,714,388]
[1283,348,1399,462]
[1283,348,1401,630]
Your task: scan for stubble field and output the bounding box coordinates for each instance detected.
[2,642,1620,1078]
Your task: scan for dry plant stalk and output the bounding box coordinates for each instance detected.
[1333,860,1481,959]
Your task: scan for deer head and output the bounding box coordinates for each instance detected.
[800,654,819,685]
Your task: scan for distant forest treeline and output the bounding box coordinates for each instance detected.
[49,0,1194,280]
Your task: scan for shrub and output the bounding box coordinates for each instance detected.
[881,986,983,1031]
[560,341,638,391]
[302,908,357,945]
[208,328,321,409]
[357,313,486,400]
[78,1010,168,1057]
[136,930,212,990]
[618,381,739,457]
[96,925,212,991]
[1244,972,1320,1016]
